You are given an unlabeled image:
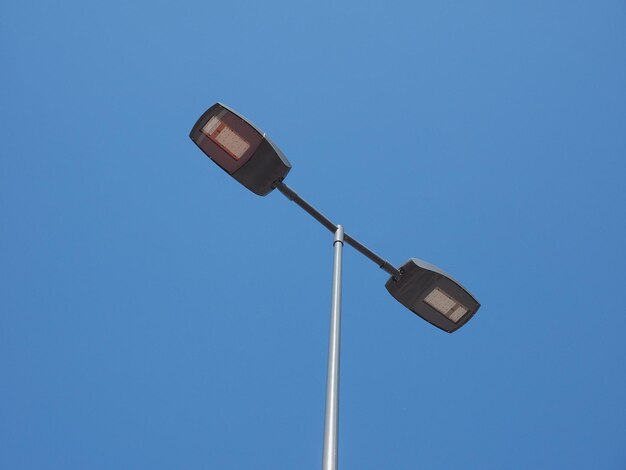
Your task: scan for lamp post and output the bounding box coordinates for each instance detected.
[189,103,481,470]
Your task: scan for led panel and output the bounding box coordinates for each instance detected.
[424,287,457,315]
[201,116,251,160]
[202,116,221,135]
[448,304,468,322]
[423,287,469,323]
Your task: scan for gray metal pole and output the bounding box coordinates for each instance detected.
[322,225,344,470]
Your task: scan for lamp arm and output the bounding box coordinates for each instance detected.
[274,181,401,279]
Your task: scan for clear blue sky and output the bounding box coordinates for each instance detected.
[2,1,625,469]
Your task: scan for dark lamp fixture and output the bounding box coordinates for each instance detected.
[189,103,291,196]
[385,259,480,333]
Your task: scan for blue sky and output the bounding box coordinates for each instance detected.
[1,1,625,469]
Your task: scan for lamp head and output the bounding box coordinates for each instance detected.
[189,103,291,196]
[386,259,480,333]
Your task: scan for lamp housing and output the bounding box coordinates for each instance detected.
[189,103,291,196]
[385,258,480,333]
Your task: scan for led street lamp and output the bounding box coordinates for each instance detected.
[189,103,291,196]
[385,259,480,333]
[189,102,480,333]
[188,101,481,469]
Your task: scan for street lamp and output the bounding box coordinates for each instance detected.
[189,102,480,469]
[386,259,480,333]
[189,102,291,195]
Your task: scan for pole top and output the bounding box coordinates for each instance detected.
[334,225,344,244]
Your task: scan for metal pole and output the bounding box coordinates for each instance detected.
[322,225,344,470]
